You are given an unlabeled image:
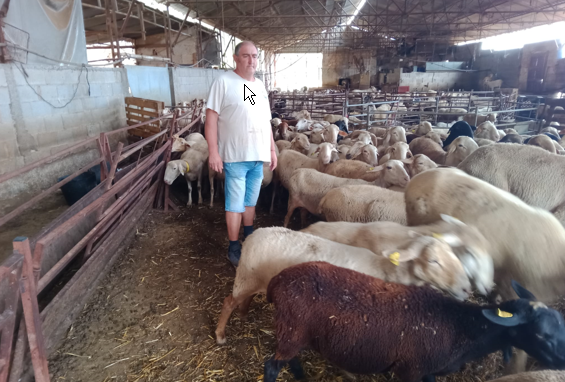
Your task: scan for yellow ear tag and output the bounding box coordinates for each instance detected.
[186,163,190,173]
[432,233,443,239]
[389,252,400,266]
[311,152,316,156]
[369,167,374,170]
[497,309,513,318]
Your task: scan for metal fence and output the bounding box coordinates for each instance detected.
[0,101,203,382]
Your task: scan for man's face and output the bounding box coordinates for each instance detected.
[234,43,258,76]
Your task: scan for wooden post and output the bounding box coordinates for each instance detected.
[14,237,50,382]
[165,5,172,60]
[119,0,137,37]
[104,0,116,62]
[137,2,146,41]
[110,0,122,66]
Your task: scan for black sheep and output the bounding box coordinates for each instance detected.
[443,121,474,149]
[58,162,110,206]
[333,120,348,134]
[265,262,565,382]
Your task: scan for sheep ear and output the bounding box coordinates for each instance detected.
[383,236,435,263]
[440,214,465,226]
[367,165,384,173]
[436,233,463,247]
[401,157,414,164]
[303,131,311,136]
[331,147,338,153]
[482,308,528,327]
[512,280,537,300]
[291,137,297,143]
[406,150,413,159]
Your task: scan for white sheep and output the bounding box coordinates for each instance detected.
[444,136,479,167]
[379,126,407,149]
[323,124,339,145]
[402,154,438,177]
[163,140,208,207]
[346,142,379,166]
[458,144,565,227]
[527,134,557,154]
[276,142,336,190]
[305,129,325,144]
[324,159,410,188]
[413,121,433,136]
[487,370,564,382]
[284,169,371,227]
[409,137,451,165]
[215,226,471,344]
[540,126,561,137]
[475,121,500,141]
[339,130,372,146]
[291,109,310,120]
[474,138,496,147]
[425,131,443,147]
[171,132,205,152]
[302,214,494,295]
[289,133,310,155]
[378,141,412,165]
[323,114,349,129]
[275,140,291,153]
[295,118,314,132]
[405,167,565,303]
[319,185,406,224]
[405,167,565,373]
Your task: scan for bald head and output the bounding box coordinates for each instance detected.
[234,41,258,56]
[233,41,258,80]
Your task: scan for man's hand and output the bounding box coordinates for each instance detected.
[209,151,223,173]
[270,150,278,171]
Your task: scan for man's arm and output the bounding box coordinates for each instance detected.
[205,109,223,173]
[269,127,277,171]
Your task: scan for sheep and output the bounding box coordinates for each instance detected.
[347,143,379,166]
[264,262,565,382]
[378,141,412,165]
[527,134,557,154]
[270,118,282,127]
[458,144,565,227]
[402,154,437,177]
[289,133,310,155]
[171,133,205,152]
[438,107,468,115]
[475,138,496,147]
[284,169,371,227]
[290,109,310,120]
[409,137,449,165]
[475,121,500,141]
[324,159,410,187]
[482,74,503,91]
[503,128,519,135]
[425,131,443,147]
[323,114,349,130]
[276,142,336,190]
[488,370,565,382]
[295,118,314,132]
[444,136,479,167]
[274,122,291,141]
[413,121,433,136]
[216,227,472,344]
[319,185,407,224]
[380,125,407,149]
[340,130,372,146]
[498,130,507,139]
[405,167,565,303]
[323,124,339,145]
[164,140,208,207]
[305,129,325,144]
[302,214,494,295]
[499,134,523,144]
[368,126,387,137]
[275,140,291,152]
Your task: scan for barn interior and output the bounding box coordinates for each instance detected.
[1,0,565,381]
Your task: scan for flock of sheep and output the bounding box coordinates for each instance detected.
[163,104,565,382]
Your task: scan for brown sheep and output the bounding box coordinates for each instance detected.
[264,262,565,382]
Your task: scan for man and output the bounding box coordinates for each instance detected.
[205,41,277,267]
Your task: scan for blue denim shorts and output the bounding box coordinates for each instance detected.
[223,161,264,213]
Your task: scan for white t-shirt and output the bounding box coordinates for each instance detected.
[207,71,272,163]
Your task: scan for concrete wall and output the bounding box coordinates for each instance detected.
[126,66,172,105]
[399,71,472,91]
[172,67,226,103]
[472,48,522,89]
[322,48,377,88]
[136,30,199,67]
[0,63,128,212]
[519,41,565,94]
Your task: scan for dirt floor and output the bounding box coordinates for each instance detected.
[48,189,541,382]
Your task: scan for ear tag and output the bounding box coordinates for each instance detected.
[186,163,190,173]
[497,309,513,318]
[311,152,316,156]
[432,233,443,240]
[389,252,400,266]
[369,167,374,170]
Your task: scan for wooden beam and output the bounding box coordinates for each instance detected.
[119,0,136,36]
[137,2,146,40]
